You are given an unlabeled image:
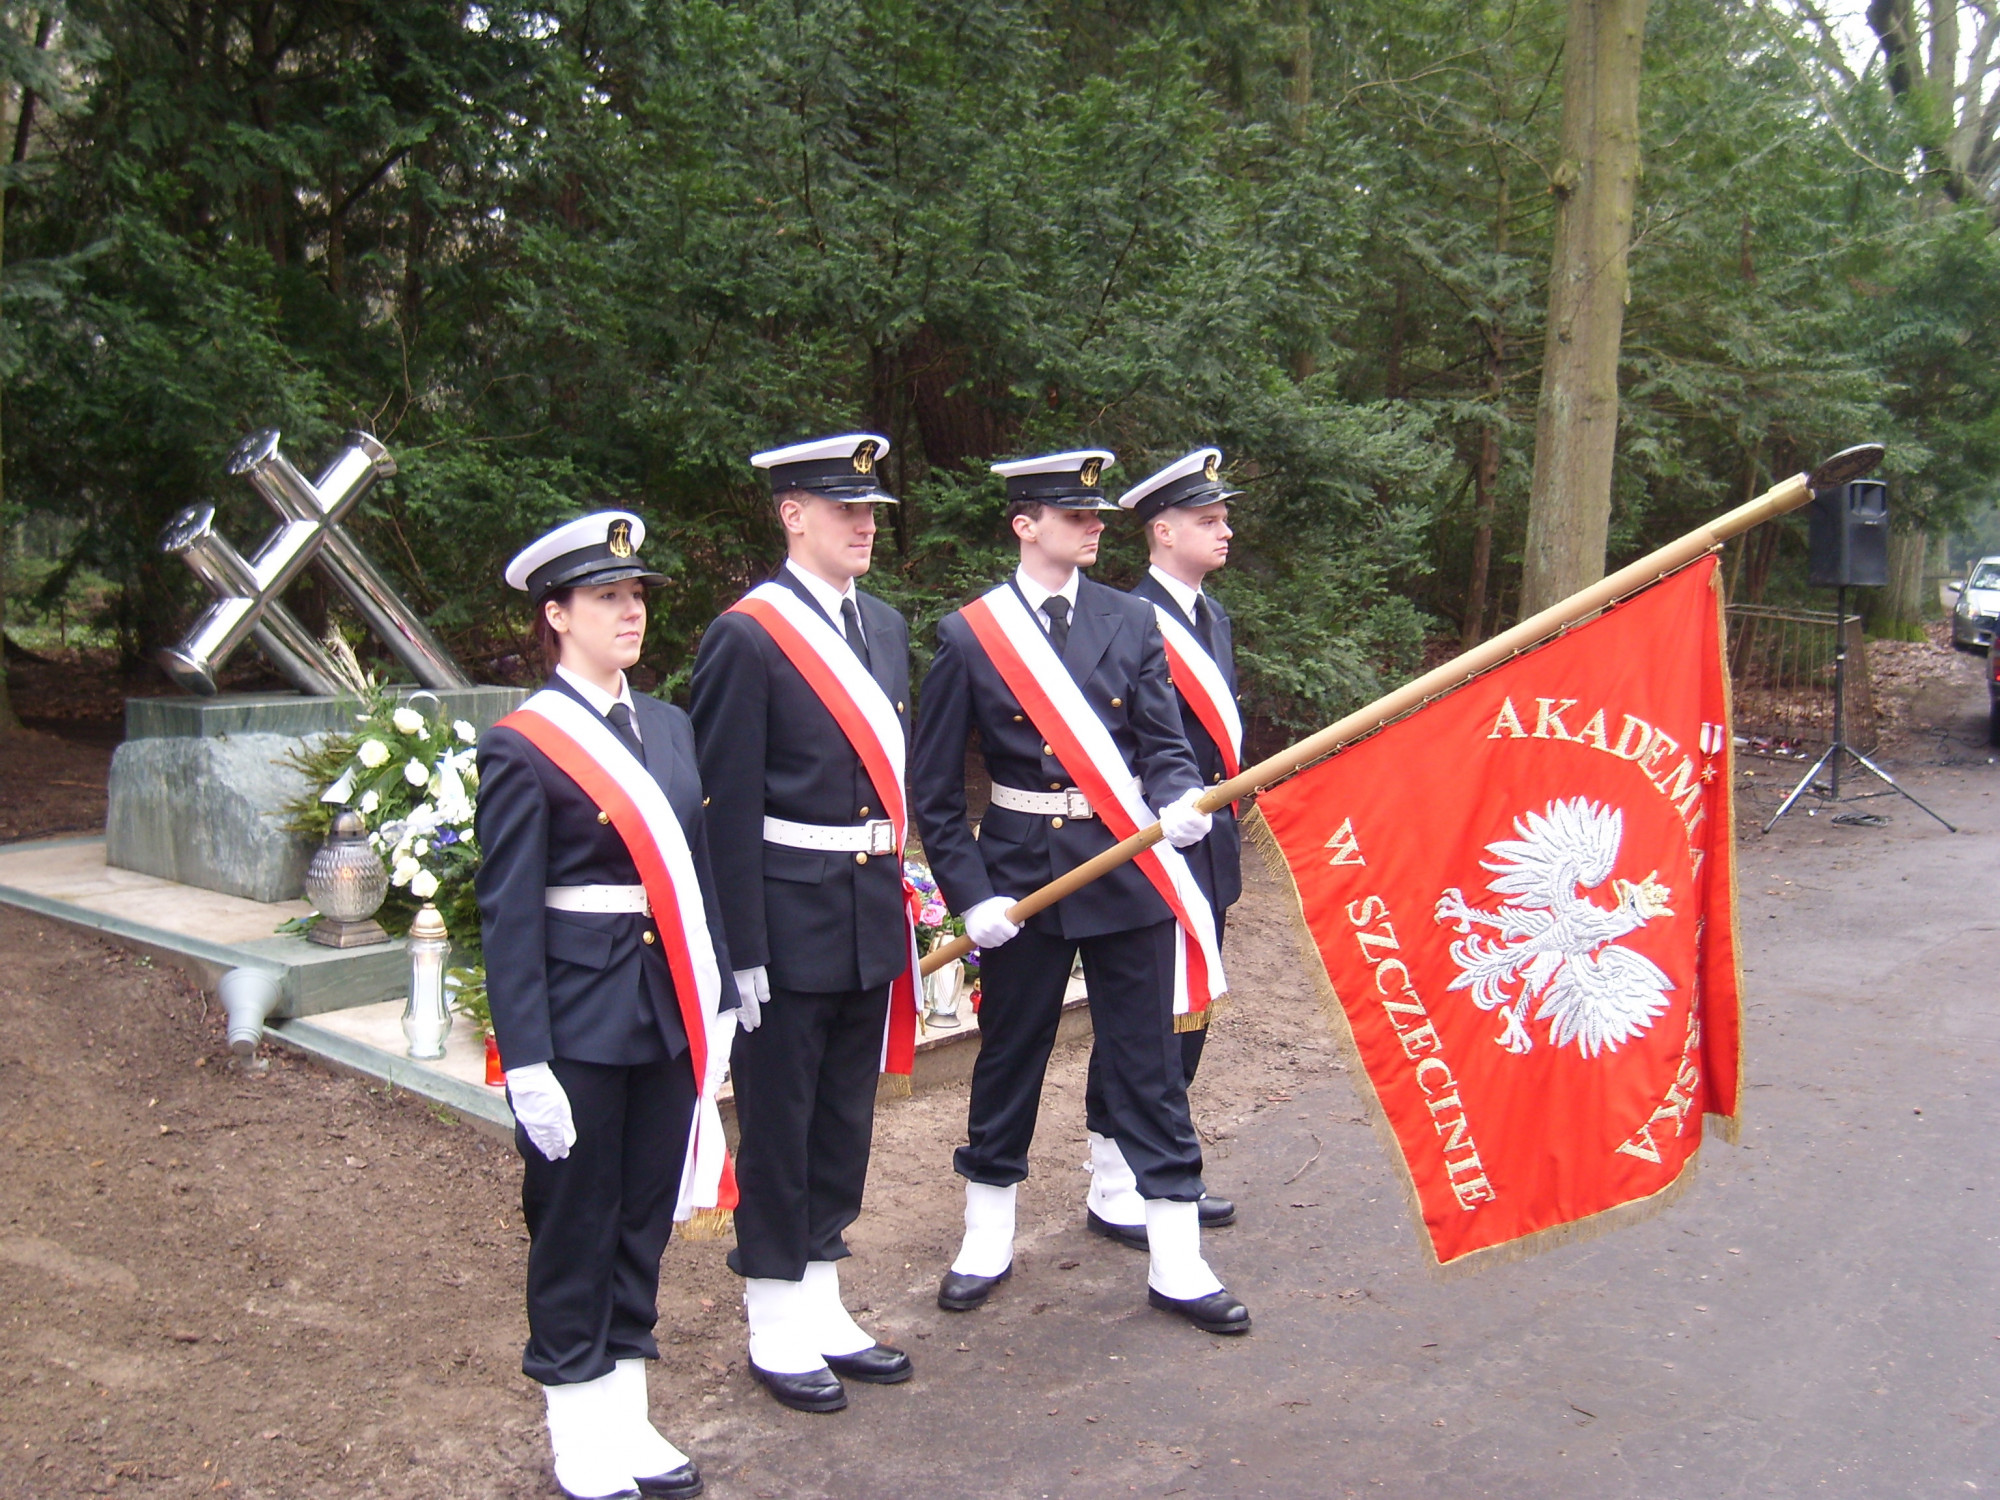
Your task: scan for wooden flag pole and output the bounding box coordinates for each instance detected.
[918,444,1880,976]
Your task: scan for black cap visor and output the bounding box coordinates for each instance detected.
[1132,476,1239,523]
[529,548,669,602]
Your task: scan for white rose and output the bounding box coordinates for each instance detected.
[410,870,440,900]
[454,720,476,744]
[391,858,419,888]
[413,838,430,858]
[359,789,380,815]
[356,739,389,769]
[404,758,430,787]
[391,706,425,735]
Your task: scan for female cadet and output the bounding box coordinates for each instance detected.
[477,513,735,1500]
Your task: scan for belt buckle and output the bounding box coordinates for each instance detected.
[1064,789,1094,820]
[866,819,897,857]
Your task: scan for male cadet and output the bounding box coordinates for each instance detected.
[1083,448,1246,1249]
[909,449,1251,1336]
[690,433,918,1413]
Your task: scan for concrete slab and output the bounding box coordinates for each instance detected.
[275,999,515,1135]
[0,836,407,1015]
[124,684,527,740]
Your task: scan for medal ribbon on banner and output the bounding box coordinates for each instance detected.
[499,692,738,1227]
[958,586,1225,1020]
[730,584,919,1074]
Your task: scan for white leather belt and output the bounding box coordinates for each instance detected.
[545,884,650,914]
[989,784,1098,820]
[763,815,899,857]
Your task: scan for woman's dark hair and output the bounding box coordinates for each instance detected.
[532,585,576,673]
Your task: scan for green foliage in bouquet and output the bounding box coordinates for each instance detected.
[279,694,488,1026]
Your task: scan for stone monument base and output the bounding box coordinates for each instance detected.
[107,686,526,902]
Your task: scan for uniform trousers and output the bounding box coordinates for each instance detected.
[1086,910,1226,1130]
[958,919,1205,1202]
[517,1054,696,1386]
[727,982,892,1281]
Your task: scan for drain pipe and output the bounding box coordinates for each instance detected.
[218,967,282,1059]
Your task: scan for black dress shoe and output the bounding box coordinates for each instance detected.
[1086,1208,1149,1249]
[558,1485,639,1500]
[1198,1194,1237,1228]
[825,1343,913,1384]
[1148,1286,1251,1335]
[937,1264,1011,1311]
[748,1359,848,1413]
[635,1462,704,1498]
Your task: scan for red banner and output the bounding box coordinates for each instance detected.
[1256,558,1741,1265]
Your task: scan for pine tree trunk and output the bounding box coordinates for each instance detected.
[1519,0,1648,617]
[1873,527,1930,642]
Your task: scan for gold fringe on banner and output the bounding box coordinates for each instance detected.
[679,1207,734,1242]
[877,1073,914,1100]
[1173,1005,1216,1035]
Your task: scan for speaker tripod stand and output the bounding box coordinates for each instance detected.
[1763,586,1955,833]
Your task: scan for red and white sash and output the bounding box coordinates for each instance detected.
[498,690,736,1222]
[1152,604,1242,781]
[728,582,920,1075]
[958,584,1226,1018]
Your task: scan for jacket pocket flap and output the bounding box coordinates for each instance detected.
[544,911,616,969]
[762,845,827,885]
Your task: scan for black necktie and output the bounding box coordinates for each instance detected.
[1042,595,1070,655]
[606,702,643,757]
[840,595,872,673]
[1193,595,1216,655]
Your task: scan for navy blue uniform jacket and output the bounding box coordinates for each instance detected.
[1128,573,1243,914]
[475,674,734,1070]
[688,571,914,994]
[909,576,1205,940]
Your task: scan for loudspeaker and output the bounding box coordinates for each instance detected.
[1808,480,1889,588]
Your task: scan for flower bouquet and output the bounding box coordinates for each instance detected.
[281,693,489,1035]
[906,857,978,1025]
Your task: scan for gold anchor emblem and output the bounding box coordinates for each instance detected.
[607,519,634,559]
[1080,457,1103,487]
[852,440,878,475]
[1203,454,1220,482]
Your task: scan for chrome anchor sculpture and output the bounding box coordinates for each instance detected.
[157,430,473,697]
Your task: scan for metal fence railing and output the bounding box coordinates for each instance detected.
[1725,603,1876,757]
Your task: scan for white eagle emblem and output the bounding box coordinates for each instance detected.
[1434,797,1674,1058]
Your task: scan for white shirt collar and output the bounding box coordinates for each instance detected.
[1014,564,1081,629]
[556,663,639,738]
[1148,563,1205,620]
[784,558,861,641]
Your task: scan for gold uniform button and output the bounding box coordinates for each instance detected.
[1110,697,1123,708]
[702,796,711,807]
[1051,816,1065,829]
[855,852,870,865]
[897,701,905,712]
[597,810,610,824]
[859,806,871,818]
[1012,714,1025,723]
[1041,743,1055,756]
[642,931,656,945]
[1049,781,1062,791]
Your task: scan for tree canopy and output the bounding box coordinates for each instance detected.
[2,0,1996,731]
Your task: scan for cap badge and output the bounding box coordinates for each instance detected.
[1203,454,1220,482]
[852,439,879,476]
[1080,457,1103,487]
[607,519,635,559]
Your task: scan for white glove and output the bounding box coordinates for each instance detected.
[733,966,770,1032]
[1156,788,1213,849]
[963,896,1022,950]
[505,1062,576,1162]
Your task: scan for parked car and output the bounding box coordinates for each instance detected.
[1949,556,2000,651]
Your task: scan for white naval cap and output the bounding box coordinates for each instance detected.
[750,432,897,503]
[503,511,667,601]
[1117,447,1239,522]
[990,449,1119,509]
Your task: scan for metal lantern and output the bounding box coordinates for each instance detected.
[403,903,453,1060]
[303,809,389,947]
[923,936,965,1030]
